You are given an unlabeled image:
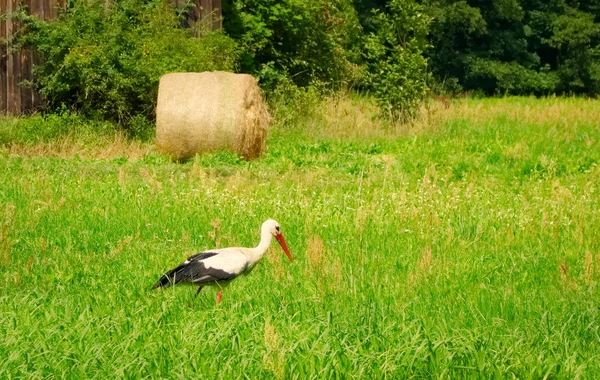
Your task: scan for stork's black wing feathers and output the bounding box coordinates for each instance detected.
[186,251,220,262]
[152,251,238,289]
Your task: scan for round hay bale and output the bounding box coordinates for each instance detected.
[155,72,270,161]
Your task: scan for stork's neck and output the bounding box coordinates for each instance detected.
[247,228,274,266]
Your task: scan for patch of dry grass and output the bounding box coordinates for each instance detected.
[3,95,597,161]
[1,132,153,160]
[444,97,600,127]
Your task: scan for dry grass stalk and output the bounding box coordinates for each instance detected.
[118,167,126,192]
[422,163,439,193]
[559,263,580,291]
[354,205,373,233]
[180,228,191,245]
[26,256,34,273]
[155,72,270,161]
[309,94,450,140]
[263,320,285,379]
[1,203,16,265]
[305,234,342,292]
[139,168,162,191]
[0,225,11,266]
[407,245,434,289]
[435,97,600,129]
[108,236,133,258]
[307,234,325,270]
[583,252,595,287]
[503,142,529,161]
[208,219,221,247]
[54,197,66,211]
[266,247,285,281]
[225,172,252,194]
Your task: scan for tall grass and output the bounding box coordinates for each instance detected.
[1,96,599,378]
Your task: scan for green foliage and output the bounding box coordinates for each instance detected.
[466,58,560,95]
[11,0,238,129]
[362,0,430,120]
[422,0,600,96]
[223,0,430,120]
[9,0,433,126]
[547,8,600,94]
[223,0,363,91]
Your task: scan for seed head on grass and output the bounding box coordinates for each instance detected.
[118,167,126,192]
[208,218,221,247]
[307,234,324,270]
[107,236,133,258]
[139,168,162,191]
[559,264,580,292]
[263,320,285,379]
[407,245,434,291]
[583,251,596,288]
[305,234,343,293]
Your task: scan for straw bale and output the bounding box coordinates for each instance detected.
[156,72,270,160]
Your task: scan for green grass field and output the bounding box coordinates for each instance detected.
[1,96,599,378]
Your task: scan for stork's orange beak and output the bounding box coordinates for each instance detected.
[275,233,293,262]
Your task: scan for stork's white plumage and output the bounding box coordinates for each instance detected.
[152,219,293,304]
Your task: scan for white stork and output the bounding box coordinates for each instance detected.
[152,219,293,304]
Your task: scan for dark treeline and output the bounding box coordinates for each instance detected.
[221,0,600,96]
[421,0,600,96]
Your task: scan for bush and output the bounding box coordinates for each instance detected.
[222,0,363,92]
[10,0,432,129]
[362,0,430,121]
[12,0,238,130]
[466,59,559,95]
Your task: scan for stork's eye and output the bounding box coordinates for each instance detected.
[275,226,280,232]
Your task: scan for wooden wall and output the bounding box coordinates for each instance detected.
[172,0,222,31]
[0,0,221,115]
[1,0,65,114]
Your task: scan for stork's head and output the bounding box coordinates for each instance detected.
[263,219,293,262]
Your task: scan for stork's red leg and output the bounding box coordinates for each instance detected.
[195,286,204,298]
[216,290,223,305]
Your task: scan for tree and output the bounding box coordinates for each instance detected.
[422,0,600,95]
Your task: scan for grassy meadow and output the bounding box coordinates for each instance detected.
[1,96,599,378]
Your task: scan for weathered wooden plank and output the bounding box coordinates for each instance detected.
[30,0,42,17]
[20,50,32,112]
[6,0,22,114]
[48,0,55,20]
[202,0,212,23]
[197,0,213,32]
[38,0,46,19]
[0,0,8,113]
[19,0,32,112]
[27,0,41,109]
[212,0,221,30]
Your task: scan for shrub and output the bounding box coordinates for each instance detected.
[222,0,363,92]
[11,0,238,129]
[466,59,559,95]
[362,0,430,121]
